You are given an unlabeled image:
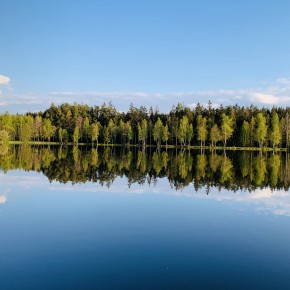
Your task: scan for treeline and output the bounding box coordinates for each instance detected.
[0,145,289,191]
[0,102,290,148]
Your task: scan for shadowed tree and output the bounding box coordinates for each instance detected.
[240,120,250,147]
[270,112,281,148]
[254,113,268,148]
[162,124,169,147]
[73,126,80,145]
[58,128,64,144]
[187,124,194,146]
[83,116,90,143]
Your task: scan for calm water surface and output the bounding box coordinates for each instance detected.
[0,146,290,289]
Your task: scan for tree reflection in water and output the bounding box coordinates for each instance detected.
[0,145,289,191]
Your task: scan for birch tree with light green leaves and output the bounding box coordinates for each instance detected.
[221,113,234,147]
[91,122,100,146]
[178,115,189,146]
[210,124,221,147]
[153,117,164,147]
[197,115,207,147]
[138,119,148,146]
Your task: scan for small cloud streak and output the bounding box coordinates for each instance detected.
[0,75,10,85]
[250,93,280,104]
[0,195,7,204]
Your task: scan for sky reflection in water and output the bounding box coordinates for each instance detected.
[0,163,290,289]
[1,169,290,217]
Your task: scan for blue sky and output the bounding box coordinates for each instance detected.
[1,0,290,113]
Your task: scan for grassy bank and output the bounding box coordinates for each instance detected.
[3,141,288,152]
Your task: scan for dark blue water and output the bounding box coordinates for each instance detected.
[1,171,290,289]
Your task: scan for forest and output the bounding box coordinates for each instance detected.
[0,102,289,149]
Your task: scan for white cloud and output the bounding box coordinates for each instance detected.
[0,195,7,204]
[0,75,10,85]
[206,188,290,217]
[0,172,46,188]
[50,91,169,101]
[49,78,290,108]
[250,93,280,104]
[187,102,197,109]
[276,78,290,85]
[1,77,290,113]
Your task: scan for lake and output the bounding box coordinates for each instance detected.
[0,145,290,289]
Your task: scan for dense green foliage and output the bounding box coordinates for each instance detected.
[0,102,290,148]
[0,145,289,191]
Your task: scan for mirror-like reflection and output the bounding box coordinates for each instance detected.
[1,145,290,290]
[0,145,289,191]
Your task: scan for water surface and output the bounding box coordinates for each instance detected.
[0,146,290,289]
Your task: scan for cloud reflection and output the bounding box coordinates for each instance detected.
[0,195,7,204]
[192,187,290,217]
[1,171,290,217]
[49,178,290,217]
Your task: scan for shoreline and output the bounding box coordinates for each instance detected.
[2,141,288,152]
